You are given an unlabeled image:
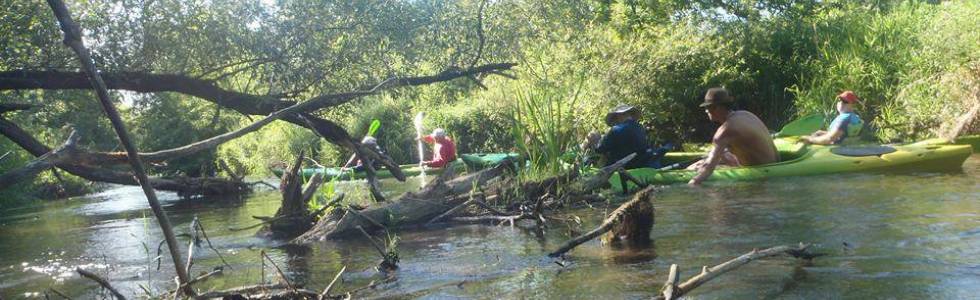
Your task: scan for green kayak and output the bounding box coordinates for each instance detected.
[271,153,519,181]
[609,139,973,191]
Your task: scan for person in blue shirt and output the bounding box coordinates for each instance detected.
[802,91,864,145]
[582,104,667,169]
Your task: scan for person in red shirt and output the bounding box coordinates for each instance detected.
[419,128,457,168]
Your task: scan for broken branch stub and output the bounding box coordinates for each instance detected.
[548,185,658,257]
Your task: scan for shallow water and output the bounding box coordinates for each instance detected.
[1,156,979,299]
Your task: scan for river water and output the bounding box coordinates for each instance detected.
[1,155,979,299]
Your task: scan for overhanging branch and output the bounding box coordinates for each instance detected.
[0,63,517,118]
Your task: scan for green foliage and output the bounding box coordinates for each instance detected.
[217,120,335,176]
[791,1,980,141]
[3,0,978,206]
[507,78,586,176]
[129,93,239,177]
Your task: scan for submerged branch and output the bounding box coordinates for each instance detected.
[652,243,814,300]
[76,268,125,300]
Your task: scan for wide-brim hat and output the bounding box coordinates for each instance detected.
[699,87,735,107]
[605,104,639,126]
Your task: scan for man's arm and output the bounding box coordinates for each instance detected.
[802,127,843,145]
[689,129,733,185]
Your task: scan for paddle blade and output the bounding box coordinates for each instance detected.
[413,112,425,135]
[776,114,826,137]
[367,119,381,136]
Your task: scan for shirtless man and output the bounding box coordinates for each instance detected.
[688,87,779,185]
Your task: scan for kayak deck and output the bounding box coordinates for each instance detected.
[609,141,973,191]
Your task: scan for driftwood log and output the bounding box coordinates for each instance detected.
[292,162,511,243]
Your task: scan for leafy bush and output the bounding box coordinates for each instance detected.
[791,1,980,141]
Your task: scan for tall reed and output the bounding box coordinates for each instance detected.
[508,79,586,177]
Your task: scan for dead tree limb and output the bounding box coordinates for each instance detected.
[47,0,193,295]
[426,194,479,225]
[75,268,125,300]
[233,193,344,232]
[473,199,508,216]
[293,162,509,243]
[0,63,513,170]
[47,288,71,300]
[192,283,287,299]
[652,243,813,300]
[0,129,78,190]
[0,63,516,117]
[318,265,346,300]
[0,118,248,196]
[260,250,296,292]
[548,186,658,257]
[194,220,233,270]
[184,217,200,276]
[661,264,678,300]
[0,102,33,114]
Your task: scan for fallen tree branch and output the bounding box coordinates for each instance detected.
[0,63,516,118]
[318,265,346,300]
[184,217,200,276]
[448,214,533,227]
[0,118,249,196]
[76,268,126,300]
[193,283,286,299]
[652,243,813,300]
[194,220,233,270]
[47,287,71,300]
[0,129,78,190]
[661,264,678,300]
[426,193,481,225]
[0,102,33,114]
[472,198,507,216]
[548,186,658,257]
[260,250,296,292]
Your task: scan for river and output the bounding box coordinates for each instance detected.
[2,155,979,299]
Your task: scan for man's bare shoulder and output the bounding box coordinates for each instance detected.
[729,110,763,122]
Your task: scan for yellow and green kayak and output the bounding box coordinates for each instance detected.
[271,153,518,181]
[609,139,973,191]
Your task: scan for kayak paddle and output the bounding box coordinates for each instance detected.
[774,114,826,137]
[413,112,426,177]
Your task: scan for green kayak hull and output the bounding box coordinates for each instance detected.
[609,140,973,191]
[271,153,518,181]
